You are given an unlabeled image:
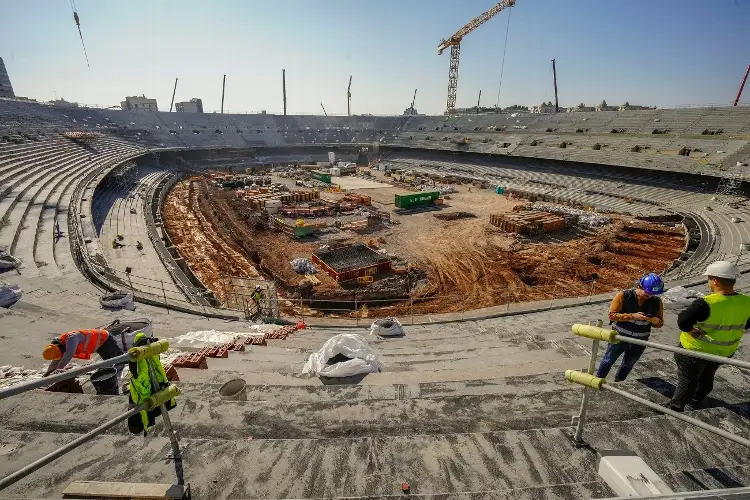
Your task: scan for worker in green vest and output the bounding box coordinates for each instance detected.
[127,332,176,435]
[667,261,750,412]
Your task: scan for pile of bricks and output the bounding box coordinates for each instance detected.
[170,325,300,370]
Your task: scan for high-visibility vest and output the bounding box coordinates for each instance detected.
[59,329,109,360]
[128,333,174,434]
[680,293,750,357]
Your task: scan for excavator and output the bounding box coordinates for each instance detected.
[438,0,515,114]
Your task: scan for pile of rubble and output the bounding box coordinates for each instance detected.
[291,258,318,275]
[531,202,611,228]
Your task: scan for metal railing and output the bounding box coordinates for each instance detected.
[0,340,184,491]
[566,323,750,449]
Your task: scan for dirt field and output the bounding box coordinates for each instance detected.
[162,172,686,315]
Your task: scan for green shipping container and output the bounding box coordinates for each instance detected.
[395,191,440,209]
[310,170,332,184]
[294,226,315,238]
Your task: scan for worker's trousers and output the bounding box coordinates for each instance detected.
[669,347,723,410]
[595,340,647,382]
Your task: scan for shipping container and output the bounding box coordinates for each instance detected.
[294,226,315,238]
[310,170,332,184]
[394,191,440,209]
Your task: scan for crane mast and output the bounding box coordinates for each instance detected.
[438,0,515,114]
[347,75,352,116]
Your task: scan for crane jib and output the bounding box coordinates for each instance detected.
[437,0,516,114]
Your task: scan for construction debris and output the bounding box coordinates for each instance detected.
[530,202,611,228]
[434,211,476,221]
[291,258,318,275]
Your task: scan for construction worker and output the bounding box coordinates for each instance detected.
[667,261,750,412]
[42,329,123,377]
[127,332,176,436]
[251,285,264,313]
[594,273,665,381]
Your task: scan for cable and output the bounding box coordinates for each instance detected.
[494,7,513,111]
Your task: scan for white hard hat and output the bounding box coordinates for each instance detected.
[703,261,740,280]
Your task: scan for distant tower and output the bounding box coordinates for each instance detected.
[0,57,15,98]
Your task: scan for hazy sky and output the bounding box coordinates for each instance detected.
[2,0,749,115]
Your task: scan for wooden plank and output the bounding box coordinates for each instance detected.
[62,481,186,499]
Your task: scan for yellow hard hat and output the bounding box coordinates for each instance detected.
[43,344,63,360]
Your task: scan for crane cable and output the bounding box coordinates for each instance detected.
[70,0,91,70]
[494,7,513,111]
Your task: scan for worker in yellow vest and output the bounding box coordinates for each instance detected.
[667,261,750,412]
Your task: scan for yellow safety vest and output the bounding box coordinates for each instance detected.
[680,293,750,357]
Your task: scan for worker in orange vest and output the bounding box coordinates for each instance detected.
[42,329,124,377]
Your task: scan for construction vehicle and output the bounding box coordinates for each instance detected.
[438,0,515,114]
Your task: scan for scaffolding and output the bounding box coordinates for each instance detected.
[715,171,744,199]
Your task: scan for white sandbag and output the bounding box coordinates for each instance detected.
[302,333,381,378]
[99,291,135,311]
[662,286,704,310]
[369,317,404,337]
[0,283,22,307]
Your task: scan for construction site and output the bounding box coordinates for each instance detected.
[162,158,687,317]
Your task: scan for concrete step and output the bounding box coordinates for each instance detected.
[2,360,746,441]
[1,408,748,499]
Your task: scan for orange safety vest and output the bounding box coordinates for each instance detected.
[59,329,109,360]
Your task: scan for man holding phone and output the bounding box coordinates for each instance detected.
[594,273,665,381]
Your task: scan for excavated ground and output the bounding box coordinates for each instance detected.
[162,179,686,315]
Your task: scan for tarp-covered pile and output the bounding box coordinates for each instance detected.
[302,334,382,378]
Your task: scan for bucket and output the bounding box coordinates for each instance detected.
[90,367,119,395]
[218,379,247,401]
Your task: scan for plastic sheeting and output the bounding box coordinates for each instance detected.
[174,325,277,347]
[302,334,382,378]
[370,317,404,337]
[661,286,704,311]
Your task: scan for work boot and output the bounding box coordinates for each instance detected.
[687,399,704,410]
[663,401,684,413]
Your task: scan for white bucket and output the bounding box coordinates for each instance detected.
[218,379,247,401]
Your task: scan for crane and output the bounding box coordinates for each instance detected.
[734,65,749,107]
[347,75,352,116]
[438,0,515,114]
[410,89,417,115]
[70,0,90,69]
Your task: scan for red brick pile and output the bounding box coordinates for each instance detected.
[169,325,300,370]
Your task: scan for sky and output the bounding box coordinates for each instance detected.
[1,0,749,115]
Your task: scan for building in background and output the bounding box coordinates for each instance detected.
[121,95,158,111]
[0,57,15,98]
[175,98,204,113]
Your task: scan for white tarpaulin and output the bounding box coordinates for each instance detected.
[302,334,382,378]
[661,286,704,311]
[174,325,277,347]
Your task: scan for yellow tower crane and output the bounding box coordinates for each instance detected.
[438,0,515,115]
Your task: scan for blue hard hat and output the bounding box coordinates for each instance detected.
[639,273,664,295]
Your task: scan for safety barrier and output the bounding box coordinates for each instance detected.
[0,340,185,491]
[565,322,750,449]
